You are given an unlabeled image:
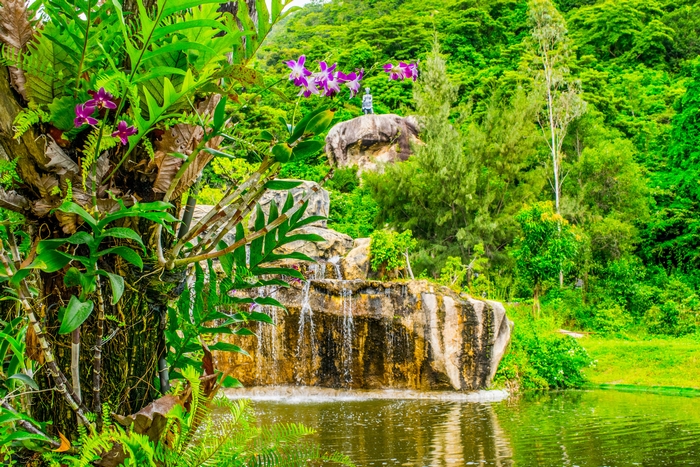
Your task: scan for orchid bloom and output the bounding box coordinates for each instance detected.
[86,87,117,110]
[323,72,344,97]
[408,63,419,81]
[111,120,138,145]
[383,63,406,81]
[344,70,364,97]
[313,61,337,87]
[285,55,311,86]
[74,104,97,127]
[299,79,321,98]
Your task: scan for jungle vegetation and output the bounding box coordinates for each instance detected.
[0,0,699,463]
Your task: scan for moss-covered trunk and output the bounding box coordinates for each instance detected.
[32,264,185,436]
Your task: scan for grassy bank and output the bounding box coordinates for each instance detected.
[580,335,700,389]
[495,304,700,392]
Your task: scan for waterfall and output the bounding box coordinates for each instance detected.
[295,279,317,385]
[341,287,354,386]
[328,255,342,280]
[384,318,394,386]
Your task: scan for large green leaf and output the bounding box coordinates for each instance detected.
[30,250,71,272]
[97,270,125,305]
[8,374,39,390]
[100,228,145,250]
[97,246,144,269]
[209,342,249,356]
[58,296,94,334]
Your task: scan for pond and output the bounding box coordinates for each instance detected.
[240,389,700,466]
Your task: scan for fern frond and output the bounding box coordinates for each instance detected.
[143,137,155,161]
[0,158,21,189]
[12,108,48,139]
[80,126,120,190]
[249,442,355,467]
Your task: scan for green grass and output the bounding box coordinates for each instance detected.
[580,335,700,389]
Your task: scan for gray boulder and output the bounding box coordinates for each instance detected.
[325,114,419,174]
[250,180,329,229]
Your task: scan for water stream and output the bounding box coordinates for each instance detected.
[295,279,317,384]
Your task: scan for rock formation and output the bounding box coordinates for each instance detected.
[250,180,329,228]
[216,279,513,391]
[325,114,420,173]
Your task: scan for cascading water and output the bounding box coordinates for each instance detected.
[340,287,355,385]
[295,278,317,385]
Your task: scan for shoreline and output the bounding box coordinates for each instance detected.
[225,386,510,403]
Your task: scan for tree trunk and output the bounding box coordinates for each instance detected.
[32,263,185,435]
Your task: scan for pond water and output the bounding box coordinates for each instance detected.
[243,389,700,466]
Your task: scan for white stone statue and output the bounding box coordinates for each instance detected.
[361,87,373,114]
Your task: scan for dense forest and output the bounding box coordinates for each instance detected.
[207,0,700,341]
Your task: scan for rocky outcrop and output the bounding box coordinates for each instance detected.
[250,180,329,228]
[216,280,513,391]
[341,238,371,280]
[275,226,353,262]
[325,114,420,173]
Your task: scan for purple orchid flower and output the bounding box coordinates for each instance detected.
[86,87,117,110]
[285,55,312,87]
[408,63,419,81]
[323,72,344,97]
[344,69,364,97]
[74,104,97,128]
[111,120,138,145]
[313,61,337,87]
[383,63,406,81]
[298,79,321,98]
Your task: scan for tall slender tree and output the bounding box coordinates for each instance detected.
[527,0,586,285]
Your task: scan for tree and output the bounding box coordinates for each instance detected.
[512,202,581,314]
[643,60,700,267]
[367,39,544,274]
[527,0,586,285]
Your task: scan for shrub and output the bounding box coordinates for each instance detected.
[369,229,417,278]
[439,256,467,289]
[494,308,592,390]
[328,186,379,239]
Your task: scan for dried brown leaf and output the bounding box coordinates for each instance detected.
[56,211,77,234]
[0,188,29,213]
[31,199,56,217]
[113,394,183,441]
[36,175,59,198]
[151,96,221,194]
[0,0,33,98]
[45,140,79,176]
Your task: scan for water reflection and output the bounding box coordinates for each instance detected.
[241,390,700,466]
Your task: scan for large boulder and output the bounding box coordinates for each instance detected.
[341,237,371,280]
[325,114,419,173]
[218,280,514,391]
[250,180,329,229]
[275,226,353,262]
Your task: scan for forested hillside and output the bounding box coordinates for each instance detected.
[213,0,700,338]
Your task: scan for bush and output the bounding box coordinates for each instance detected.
[439,256,467,289]
[494,307,592,390]
[328,186,379,238]
[369,229,417,278]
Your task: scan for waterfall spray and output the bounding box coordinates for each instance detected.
[296,279,317,384]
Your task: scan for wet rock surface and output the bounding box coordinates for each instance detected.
[217,280,513,391]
